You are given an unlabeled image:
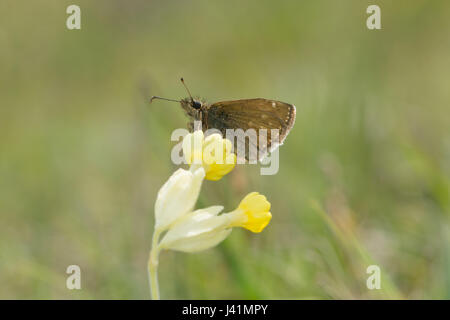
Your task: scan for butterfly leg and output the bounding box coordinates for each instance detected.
[193,111,202,131]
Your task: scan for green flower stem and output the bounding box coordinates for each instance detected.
[148,229,162,300]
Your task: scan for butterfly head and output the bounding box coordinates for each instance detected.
[181,97,204,117]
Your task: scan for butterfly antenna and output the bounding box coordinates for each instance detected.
[180,78,194,102]
[149,96,180,104]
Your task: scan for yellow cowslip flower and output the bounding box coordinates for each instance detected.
[182,130,236,181]
[149,131,271,299]
[157,192,272,254]
[228,192,272,233]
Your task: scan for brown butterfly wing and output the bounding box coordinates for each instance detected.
[204,99,296,161]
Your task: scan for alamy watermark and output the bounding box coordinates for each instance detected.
[366,5,381,30]
[66,5,81,30]
[66,265,81,290]
[366,265,381,290]
[171,121,280,175]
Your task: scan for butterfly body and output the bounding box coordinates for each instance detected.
[180,97,296,161]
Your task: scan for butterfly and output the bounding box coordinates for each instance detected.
[150,78,296,162]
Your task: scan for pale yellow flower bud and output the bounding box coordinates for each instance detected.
[154,167,205,230]
[158,206,232,252]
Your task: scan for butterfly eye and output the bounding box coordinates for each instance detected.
[192,100,202,109]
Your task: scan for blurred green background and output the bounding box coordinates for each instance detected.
[0,0,449,299]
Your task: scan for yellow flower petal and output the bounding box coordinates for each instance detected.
[230,192,272,233]
[205,153,236,181]
[182,130,204,165]
[182,131,236,181]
